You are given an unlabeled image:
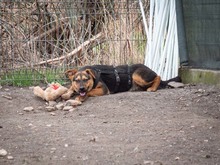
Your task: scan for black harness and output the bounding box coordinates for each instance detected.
[113,68,120,93]
[93,65,132,93]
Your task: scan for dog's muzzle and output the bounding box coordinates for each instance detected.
[79,86,86,97]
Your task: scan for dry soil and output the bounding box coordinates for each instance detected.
[0,84,220,165]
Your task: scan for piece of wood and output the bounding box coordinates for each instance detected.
[34,32,103,66]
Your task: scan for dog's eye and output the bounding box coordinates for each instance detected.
[83,78,89,82]
[73,79,80,83]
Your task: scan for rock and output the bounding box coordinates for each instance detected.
[23,106,34,112]
[7,155,14,160]
[51,147,56,151]
[205,154,211,158]
[37,106,44,110]
[168,82,184,88]
[0,149,7,157]
[45,106,56,112]
[69,108,76,112]
[29,86,34,90]
[198,89,204,93]
[2,95,12,100]
[55,103,64,110]
[50,112,56,116]
[89,138,96,142]
[144,161,154,165]
[143,161,163,165]
[48,101,57,107]
[66,99,82,106]
[63,106,73,111]
[28,123,33,126]
[50,147,56,153]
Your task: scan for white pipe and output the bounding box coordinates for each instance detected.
[144,0,179,80]
[139,0,149,39]
[145,0,155,68]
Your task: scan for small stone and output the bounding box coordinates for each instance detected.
[7,155,14,160]
[69,108,76,112]
[205,154,211,158]
[48,101,57,107]
[29,86,34,90]
[46,124,52,127]
[133,146,139,152]
[89,138,96,142]
[45,106,56,112]
[37,106,44,110]
[4,88,9,91]
[64,144,68,147]
[175,156,180,160]
[82,156,88,161]
[143,161,154,165]
[50,112,56,116]
[18,113,24,115]
[50,148,56,153]
[168,82,184,88]
[66,99,82,106]
[198,89,204,93]
[0,149,7,156]
[55,103,64,110]
[23,107,34,112]
[63,106,73,111]
[2,95,12,100]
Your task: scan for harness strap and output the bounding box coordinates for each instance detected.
[127,66,132,90]
[113,69,120,93]
[92,69,101,89]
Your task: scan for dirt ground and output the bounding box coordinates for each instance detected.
[0,84,220,165]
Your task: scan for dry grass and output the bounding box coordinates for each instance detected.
[0,0,149,85]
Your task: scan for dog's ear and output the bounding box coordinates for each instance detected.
[65,69,78,80]
[85,69,96,79]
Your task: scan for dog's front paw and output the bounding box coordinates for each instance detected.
[61,93,71,100]
[61,89,74,100]
[147,87,156,92]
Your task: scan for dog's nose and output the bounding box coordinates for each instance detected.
[79,86,85,91]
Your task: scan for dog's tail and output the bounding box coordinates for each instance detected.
[159,76,182,89]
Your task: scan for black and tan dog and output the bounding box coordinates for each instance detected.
[61,64,180,103]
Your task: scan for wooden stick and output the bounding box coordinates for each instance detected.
[34,32,103,66]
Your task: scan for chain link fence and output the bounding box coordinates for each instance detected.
[0,0,149,86]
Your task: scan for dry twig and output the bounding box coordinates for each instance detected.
[34,32,103,66]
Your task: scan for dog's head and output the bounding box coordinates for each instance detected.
[65,68,96,97]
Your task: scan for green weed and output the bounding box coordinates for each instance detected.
[0,68,67,87]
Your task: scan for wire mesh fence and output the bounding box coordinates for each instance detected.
[0,0,149,86]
